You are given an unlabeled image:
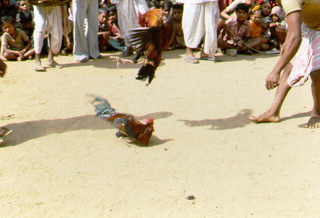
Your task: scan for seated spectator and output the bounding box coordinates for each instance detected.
[16,0,34,40]
[269,5,286,48]
[0,0,18,19]
[148,0,160,9]
[218,0,254,36]
[218,3,261,56]
[249,9,269,51]
[0,16,34,61]
[107,4,125,51]
[161,1,173,19]
[98,7,110,52]
[169,3,185,50]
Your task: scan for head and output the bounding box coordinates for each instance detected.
[250,9,262,25]
[161,1,173,18]
[259,0,272,16]
[143,118,154,125]
[18,0,30,11]
[270,6,283,22]
[235,3,250,22]
[171,4,183,21]
[1,16,16,35]
[107,4,117,23]
[148,0,159,9]
[98,7,108,24]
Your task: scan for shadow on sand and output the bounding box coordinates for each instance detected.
[1,111,173,147]
[180,109,252,130]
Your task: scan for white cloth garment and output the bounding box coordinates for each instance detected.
[115,0,148,47]
[33,5,63,54]
[72,0,100,61]
[182,1,220,57]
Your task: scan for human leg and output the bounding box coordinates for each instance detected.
[305,70,320,128]
[250,64,292,123]
[33,6,46,71]
[87,0,100,58]
[182,3,204,60]
[73,0,90,62]
[201,1,219,59]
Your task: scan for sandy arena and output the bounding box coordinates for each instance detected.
[0,50,319,216]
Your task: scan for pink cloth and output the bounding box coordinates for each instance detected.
[288,23,320,87]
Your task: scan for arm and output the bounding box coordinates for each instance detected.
[265,11,302,90]
[220,8,232,20]
[19,39,32,55]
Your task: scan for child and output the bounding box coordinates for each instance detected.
[148,0,160,9]
[169,3,185,50]
[1,16,34,61]
[0,0,18,19]
[107,4,125,51]
[98,7,110,52]
[269,6,286,48]
[249,9,269,51]
[218,3,261,56]
[160,1,173,19]
[16,0,34,40]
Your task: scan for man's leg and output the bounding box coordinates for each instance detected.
[250,64,293,123]
[305,70,320,128]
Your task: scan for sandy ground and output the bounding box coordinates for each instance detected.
[0,49,320,217]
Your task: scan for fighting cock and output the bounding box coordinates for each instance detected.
[91,96,155,146]
[130,9,175,85]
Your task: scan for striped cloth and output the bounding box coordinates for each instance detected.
[288,23,320,87]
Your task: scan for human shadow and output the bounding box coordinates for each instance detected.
[180,109,252,130]
[281,111,310,122]
[1,111,173,147]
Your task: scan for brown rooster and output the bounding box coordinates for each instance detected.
[130,9,175,85]
[91,96,154,146]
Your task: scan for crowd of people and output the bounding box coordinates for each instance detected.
[1,0,320,142]
[0,0,287,65]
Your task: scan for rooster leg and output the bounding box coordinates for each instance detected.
[120,137,132,147]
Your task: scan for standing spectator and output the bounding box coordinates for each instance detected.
[113,0,149,57]
[179,0,220,63]
[32,4,68,71]
[72,0,100,62]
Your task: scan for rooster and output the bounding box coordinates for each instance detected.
[129,9,175,85]
[91,96,155,146]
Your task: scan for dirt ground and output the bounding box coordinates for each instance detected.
[0,50,319,217]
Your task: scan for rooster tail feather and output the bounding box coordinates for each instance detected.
[91,96,117,118]
[136,64,156,85]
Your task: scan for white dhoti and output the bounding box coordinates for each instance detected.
[72,0,100,61]
[182,1,220,57]
[33,5,63,54]
[115,0,148,47]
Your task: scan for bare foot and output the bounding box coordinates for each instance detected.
[305,116,320,129]
[34,62,45,71]
[48,60,63,69]
[249,111,280,123]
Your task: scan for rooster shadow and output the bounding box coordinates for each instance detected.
[1,111,173,147]
[180,109,252,130]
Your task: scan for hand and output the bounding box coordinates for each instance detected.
[265,71,280,90]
